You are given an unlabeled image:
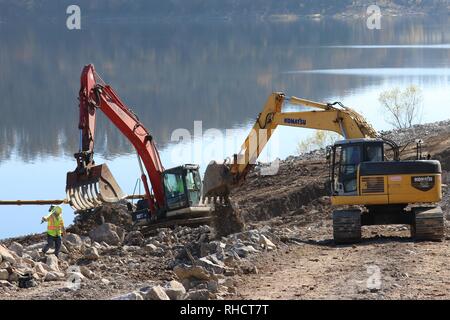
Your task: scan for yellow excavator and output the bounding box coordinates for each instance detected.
[203,92,444,243]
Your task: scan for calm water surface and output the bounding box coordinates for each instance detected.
[1,16,450,238]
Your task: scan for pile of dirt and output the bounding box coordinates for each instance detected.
[230,159,329,222]
[67,203,133,236]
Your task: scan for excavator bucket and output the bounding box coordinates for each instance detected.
[202,161,234,198]
[66,164,126,211]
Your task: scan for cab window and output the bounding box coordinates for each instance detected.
[164,173,185,195]
[364,144,383,162]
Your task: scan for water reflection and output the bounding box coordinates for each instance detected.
[1,16,450,164]
[1,16,450,238]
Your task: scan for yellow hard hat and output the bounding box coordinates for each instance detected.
[52,206,62,215]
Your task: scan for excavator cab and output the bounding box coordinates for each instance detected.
[163,164,202,210]
[330,139,385,196]
[132,164,205,223]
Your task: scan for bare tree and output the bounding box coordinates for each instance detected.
[297,130,339,154]
[378,85,424,130]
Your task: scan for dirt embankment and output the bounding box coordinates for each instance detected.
[1,121,450,300]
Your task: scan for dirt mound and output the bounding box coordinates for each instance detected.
[212,202,245,238]
[230,159,328,222]
[67,203,133,235]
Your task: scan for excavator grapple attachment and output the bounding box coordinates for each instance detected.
[66,164,126,211]
[202,161,234,198]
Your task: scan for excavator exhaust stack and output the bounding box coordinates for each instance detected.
[202,161,234,198]
[66,164,126,211]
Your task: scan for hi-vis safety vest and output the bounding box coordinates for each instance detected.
[47,215,64,237]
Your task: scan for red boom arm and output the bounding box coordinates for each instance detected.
[77,64,165,214]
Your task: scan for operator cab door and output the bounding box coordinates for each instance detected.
[185,168,202,205]
[331,141,384,196]
[163,168,188,211]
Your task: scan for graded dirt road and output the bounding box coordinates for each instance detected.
[233,222,450,299]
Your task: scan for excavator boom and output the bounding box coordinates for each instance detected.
[203,92,378,197]
[66,64,165,214]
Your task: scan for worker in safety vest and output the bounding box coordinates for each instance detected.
[41,205,65,257]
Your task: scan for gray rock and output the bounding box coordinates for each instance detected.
[197,257,225,274]
[21,257,35,268]
[8,271,19,282]
[0,269,9,281]
[259,235,276,250]
[144,244,164,256]
[234,245,259,258]
[173,264,214,282]
[81,236,92,246]
[124,231,144,246]
[29,249,42,261]
[64,233,83,247]
[8,242,24,257]
[92,242,102,249]
[66,271,86,282]
[0,280,14,288]
[24,241,46,252]
[142,285,170,300]
[34,262,48,277]
[0,261,10,270]
[186,289,210,300]
[163,280,186,300]
[84,247,100,261]
[113,291,144,300]
[44,271,65,282]
[46,255,59,272]
[79,266,96,279]
[89,223,123,245]
[207,280,219,293]
[0,245,16,264]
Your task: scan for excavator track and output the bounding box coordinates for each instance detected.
[411,207,444,241]
[333,209,362,244]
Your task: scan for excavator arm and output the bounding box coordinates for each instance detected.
[66,64,165,214]
[203,92,378,197]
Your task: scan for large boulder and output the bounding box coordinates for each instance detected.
[46,255,59,272]
[84,247,100,261]
[0,245,16,264]
[8,242,24,257]
[163,280,186,300]
[34,262,48,277]
[89,223,124,245]
[64,233,83,248]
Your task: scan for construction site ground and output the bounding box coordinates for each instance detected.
[1,121,450,300]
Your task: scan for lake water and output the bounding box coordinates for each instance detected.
[1,16,450,239]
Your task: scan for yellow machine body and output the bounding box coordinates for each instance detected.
[332,172,442,206]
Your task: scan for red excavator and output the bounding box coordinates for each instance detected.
[65,64,211,224]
